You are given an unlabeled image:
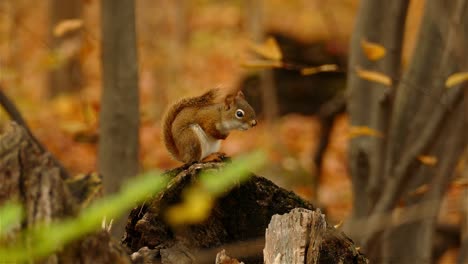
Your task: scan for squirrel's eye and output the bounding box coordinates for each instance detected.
[235,109,245,119]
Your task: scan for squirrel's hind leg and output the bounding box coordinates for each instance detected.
[175,128,202,164]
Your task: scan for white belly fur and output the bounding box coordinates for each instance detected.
[190,124,221,159]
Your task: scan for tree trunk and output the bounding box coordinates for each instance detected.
[48,0,83,96]
[346,0,468,263]
[99,0,140,238]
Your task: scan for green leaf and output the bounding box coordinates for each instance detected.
[0,202,23,236]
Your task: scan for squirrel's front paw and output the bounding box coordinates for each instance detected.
[202,152,227,162]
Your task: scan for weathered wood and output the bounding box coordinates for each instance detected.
[160,243,194,264]
[0,122,131,263]
[264,208,315,263]
[130,246,159,264]
[215,249,243,264]
[264,208,367,264]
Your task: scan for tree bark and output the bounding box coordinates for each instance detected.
[99,0,140,237]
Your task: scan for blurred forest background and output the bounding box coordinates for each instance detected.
[0,0,466,263]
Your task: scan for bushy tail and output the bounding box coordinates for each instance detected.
[162,89,219,159]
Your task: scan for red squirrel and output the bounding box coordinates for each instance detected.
[162,88,257,163]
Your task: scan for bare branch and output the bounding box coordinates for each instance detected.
[347,0,409,217]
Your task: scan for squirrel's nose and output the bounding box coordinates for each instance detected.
[250,120,257,127]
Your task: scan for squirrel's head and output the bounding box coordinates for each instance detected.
[219,90,257,131]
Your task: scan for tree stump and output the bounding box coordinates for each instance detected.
[264,208,368,264]
[123,162,314,263]
[123,163,367,264]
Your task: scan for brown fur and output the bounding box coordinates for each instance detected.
[162,89,219,161]
[162,89,257,163]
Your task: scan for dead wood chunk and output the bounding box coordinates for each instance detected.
[215,249,244,264]
[123,162,315,263]
[66,172,103,208]
[160,243,195,264]
[264,208,368,264]
[264,208,319,264]
[130,247,159,264]
[62,230,131,264]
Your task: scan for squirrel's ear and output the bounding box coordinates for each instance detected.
[224,94,235,110]
[236,90,245,99]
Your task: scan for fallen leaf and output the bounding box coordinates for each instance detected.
[248,37,282,61]
[361,39,386,61]
[240,60,282,69]
[409,184,429,196]
[445,72,468,88]
[53,19,83,37]
[301,64,338,75]
[59,120,89,135]
[349,126,384,139]
[451,178,468,189]
[417,155,437,166]
[356,67,392,86]
[333,221,343,229]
